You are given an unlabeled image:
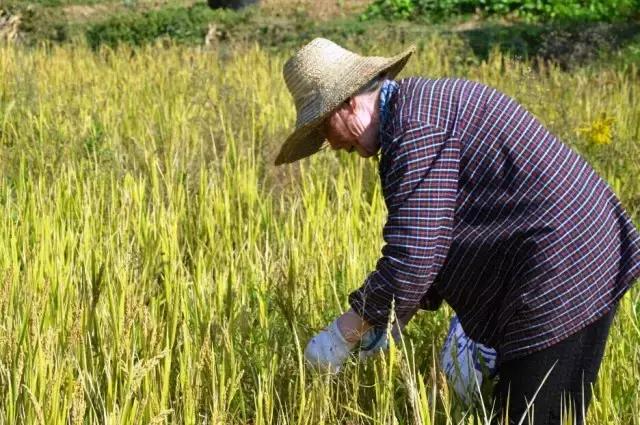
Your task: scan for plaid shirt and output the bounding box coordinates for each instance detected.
[348,77,640,362]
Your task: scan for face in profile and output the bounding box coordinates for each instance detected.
[323,104,356,152]
[322,97,380,158]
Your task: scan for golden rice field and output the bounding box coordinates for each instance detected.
[0,36,638,424]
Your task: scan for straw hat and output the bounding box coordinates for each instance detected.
[274,38,415,165]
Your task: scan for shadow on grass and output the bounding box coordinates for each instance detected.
[451,19,640,69]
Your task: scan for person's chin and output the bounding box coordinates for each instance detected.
[354,140,379,158]
[356,144,379,157]
[356,150,375,158]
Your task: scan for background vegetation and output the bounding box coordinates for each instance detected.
[362,0,640,21]
[0,0,639,423]
[0,0,637,70]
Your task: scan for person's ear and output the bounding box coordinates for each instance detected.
[320,116,330,138]
[346,96,358,113]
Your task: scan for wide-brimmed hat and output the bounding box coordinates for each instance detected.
[274,38,415,165]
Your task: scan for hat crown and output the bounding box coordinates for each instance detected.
[284,38,359,88]
[283,38,372,128]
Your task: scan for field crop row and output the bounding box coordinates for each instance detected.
[0,38,638,423]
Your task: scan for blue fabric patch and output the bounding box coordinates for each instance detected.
[359,327,385,351]
[378,79,399,141]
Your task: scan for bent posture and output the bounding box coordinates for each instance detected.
[275,38,640,425]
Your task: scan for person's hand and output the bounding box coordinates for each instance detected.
[304,318,358,373]
[358,309,415,359]
[358,323,400,359]
[336,309,372,343]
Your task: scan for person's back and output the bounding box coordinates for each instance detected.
[384,76,640,361]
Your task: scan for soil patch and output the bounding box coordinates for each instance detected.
[260,0,370,21]
[62,0,198,23]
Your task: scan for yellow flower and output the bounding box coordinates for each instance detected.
[576,114,615,146]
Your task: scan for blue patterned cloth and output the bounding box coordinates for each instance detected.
[441,315,498,403]
[378,79,399,140]
[358,312,498,406]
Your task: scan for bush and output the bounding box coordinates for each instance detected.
[362,0,640,22]
[207,0,259,9]
[85,3,251,49]
[1,3,69,44]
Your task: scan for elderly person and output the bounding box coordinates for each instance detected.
[274,38,640,425]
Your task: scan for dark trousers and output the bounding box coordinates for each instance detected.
[492,306,617,425]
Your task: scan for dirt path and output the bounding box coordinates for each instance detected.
[62,0,370,24]
[260,0,370,20]
[62,0,199,23]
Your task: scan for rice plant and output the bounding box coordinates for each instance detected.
[0,36,638,423]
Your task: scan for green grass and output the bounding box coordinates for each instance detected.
[361,0,640,22]
[0,35,638,423]
[19,0,117,6]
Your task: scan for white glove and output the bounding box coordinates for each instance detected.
[304,319,357,374]
[440,315,498,405]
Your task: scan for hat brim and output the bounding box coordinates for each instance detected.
[274,45,415,166]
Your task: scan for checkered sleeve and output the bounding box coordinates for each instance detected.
[349,121,460,326]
